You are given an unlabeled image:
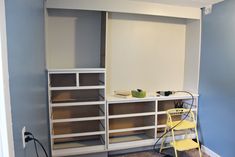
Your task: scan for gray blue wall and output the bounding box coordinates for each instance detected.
[199,0,235,156]
[5,0,49,157]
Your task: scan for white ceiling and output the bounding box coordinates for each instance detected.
[131,0,224,8]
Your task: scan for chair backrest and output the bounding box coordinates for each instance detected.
[167,108,190,116]
[166,108,195,122]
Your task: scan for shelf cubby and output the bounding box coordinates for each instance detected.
[46,9,106,69]
[109,129,154,144]
[157,114,182,125]
[157,128,194,138]
[108,101,155,116]
[51,89,105,103]
[52,105,105,121]
[50,73,77,87]
[53,120,105,135]
[109,116,155,130]
[158,100,182,112]
[53,135,105,150]
[79,73,104,86]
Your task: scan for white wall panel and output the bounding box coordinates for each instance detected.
[107,13,186,94]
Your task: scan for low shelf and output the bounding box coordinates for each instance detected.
[109,131,154,144]
[109,116,155,130]
[51,101,106,107]
[108,101,155,115]
[52,120,105,135]
[53,135,105,150]
[51,89,105,103]
[109,126,155,134]
[52,116,105,123]
[51,104,105,120]
[108,112,156,119]
[52,131,106,139]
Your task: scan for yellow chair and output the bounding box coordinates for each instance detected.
[160,108,202,157]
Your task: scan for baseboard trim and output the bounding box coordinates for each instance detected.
[201,145,220,157]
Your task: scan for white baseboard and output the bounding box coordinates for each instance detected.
[201,145,221,157]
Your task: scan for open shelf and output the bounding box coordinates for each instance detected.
[50,73,77,87]
[46,9,106,69]
[51,101,106,107]
[53,135,105,150]
[52,105,105,121]
[51,89,105,103]
[53,120,105,135]
[109,116,155,130]
[79,73,104,86]
[108,101,155,116]
[157,114,182,125]
[157,127,194,138]
[109,129,154,144]
[158,100,183,112]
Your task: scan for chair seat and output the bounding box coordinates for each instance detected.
[167,120,196,130]
[170,139,199,151]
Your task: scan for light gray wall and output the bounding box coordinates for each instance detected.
[5,0,49,157]
[46,9,101,69]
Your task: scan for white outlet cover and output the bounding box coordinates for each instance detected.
[22,126,26,148]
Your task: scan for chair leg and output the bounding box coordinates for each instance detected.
[171,129,178,157]
[174,148,178,157]
[194,128,202,157]
[160,128,167,152]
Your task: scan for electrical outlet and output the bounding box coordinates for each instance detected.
[22,126,26,148]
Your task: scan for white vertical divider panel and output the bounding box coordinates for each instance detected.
[155,100,158,140]
[47,73,52,150]
[76,72,79,87]
[0,0,15,156]
[103,12,108,150]
[183,19,201,93]
[106,102,110,149]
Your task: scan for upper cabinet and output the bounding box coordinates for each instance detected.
[45,0,224,19]
[45,0,224,94]
[45,9,107,69]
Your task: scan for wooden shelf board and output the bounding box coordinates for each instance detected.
[51,101,106,107]
[52,131,106,139]
[51,98,104,104]
[157,108,197,115]
[156,133,196,144]
[157,124,166,128]
[107,95,156,103]
[107,93,198,103]
[53,138,104,150]
[109,133,153,144]
[48,68,106,73]
[52,145,105,157]
[109,126,155,133]
[50,85,105,90]
[52,116,105,123]
[108,138,155,151]
[108,112,156,119]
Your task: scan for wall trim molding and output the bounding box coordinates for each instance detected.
[0,0,15,157]
[201,145,221,157]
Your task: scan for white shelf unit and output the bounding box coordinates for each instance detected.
[48,69,106,157]
[107,100,156,150]
[105,94,198,150]
[43,0,223,155]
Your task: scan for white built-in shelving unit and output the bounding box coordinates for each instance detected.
[45,0,223,156]
[106,93,198,151]
[48,69,107,156]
